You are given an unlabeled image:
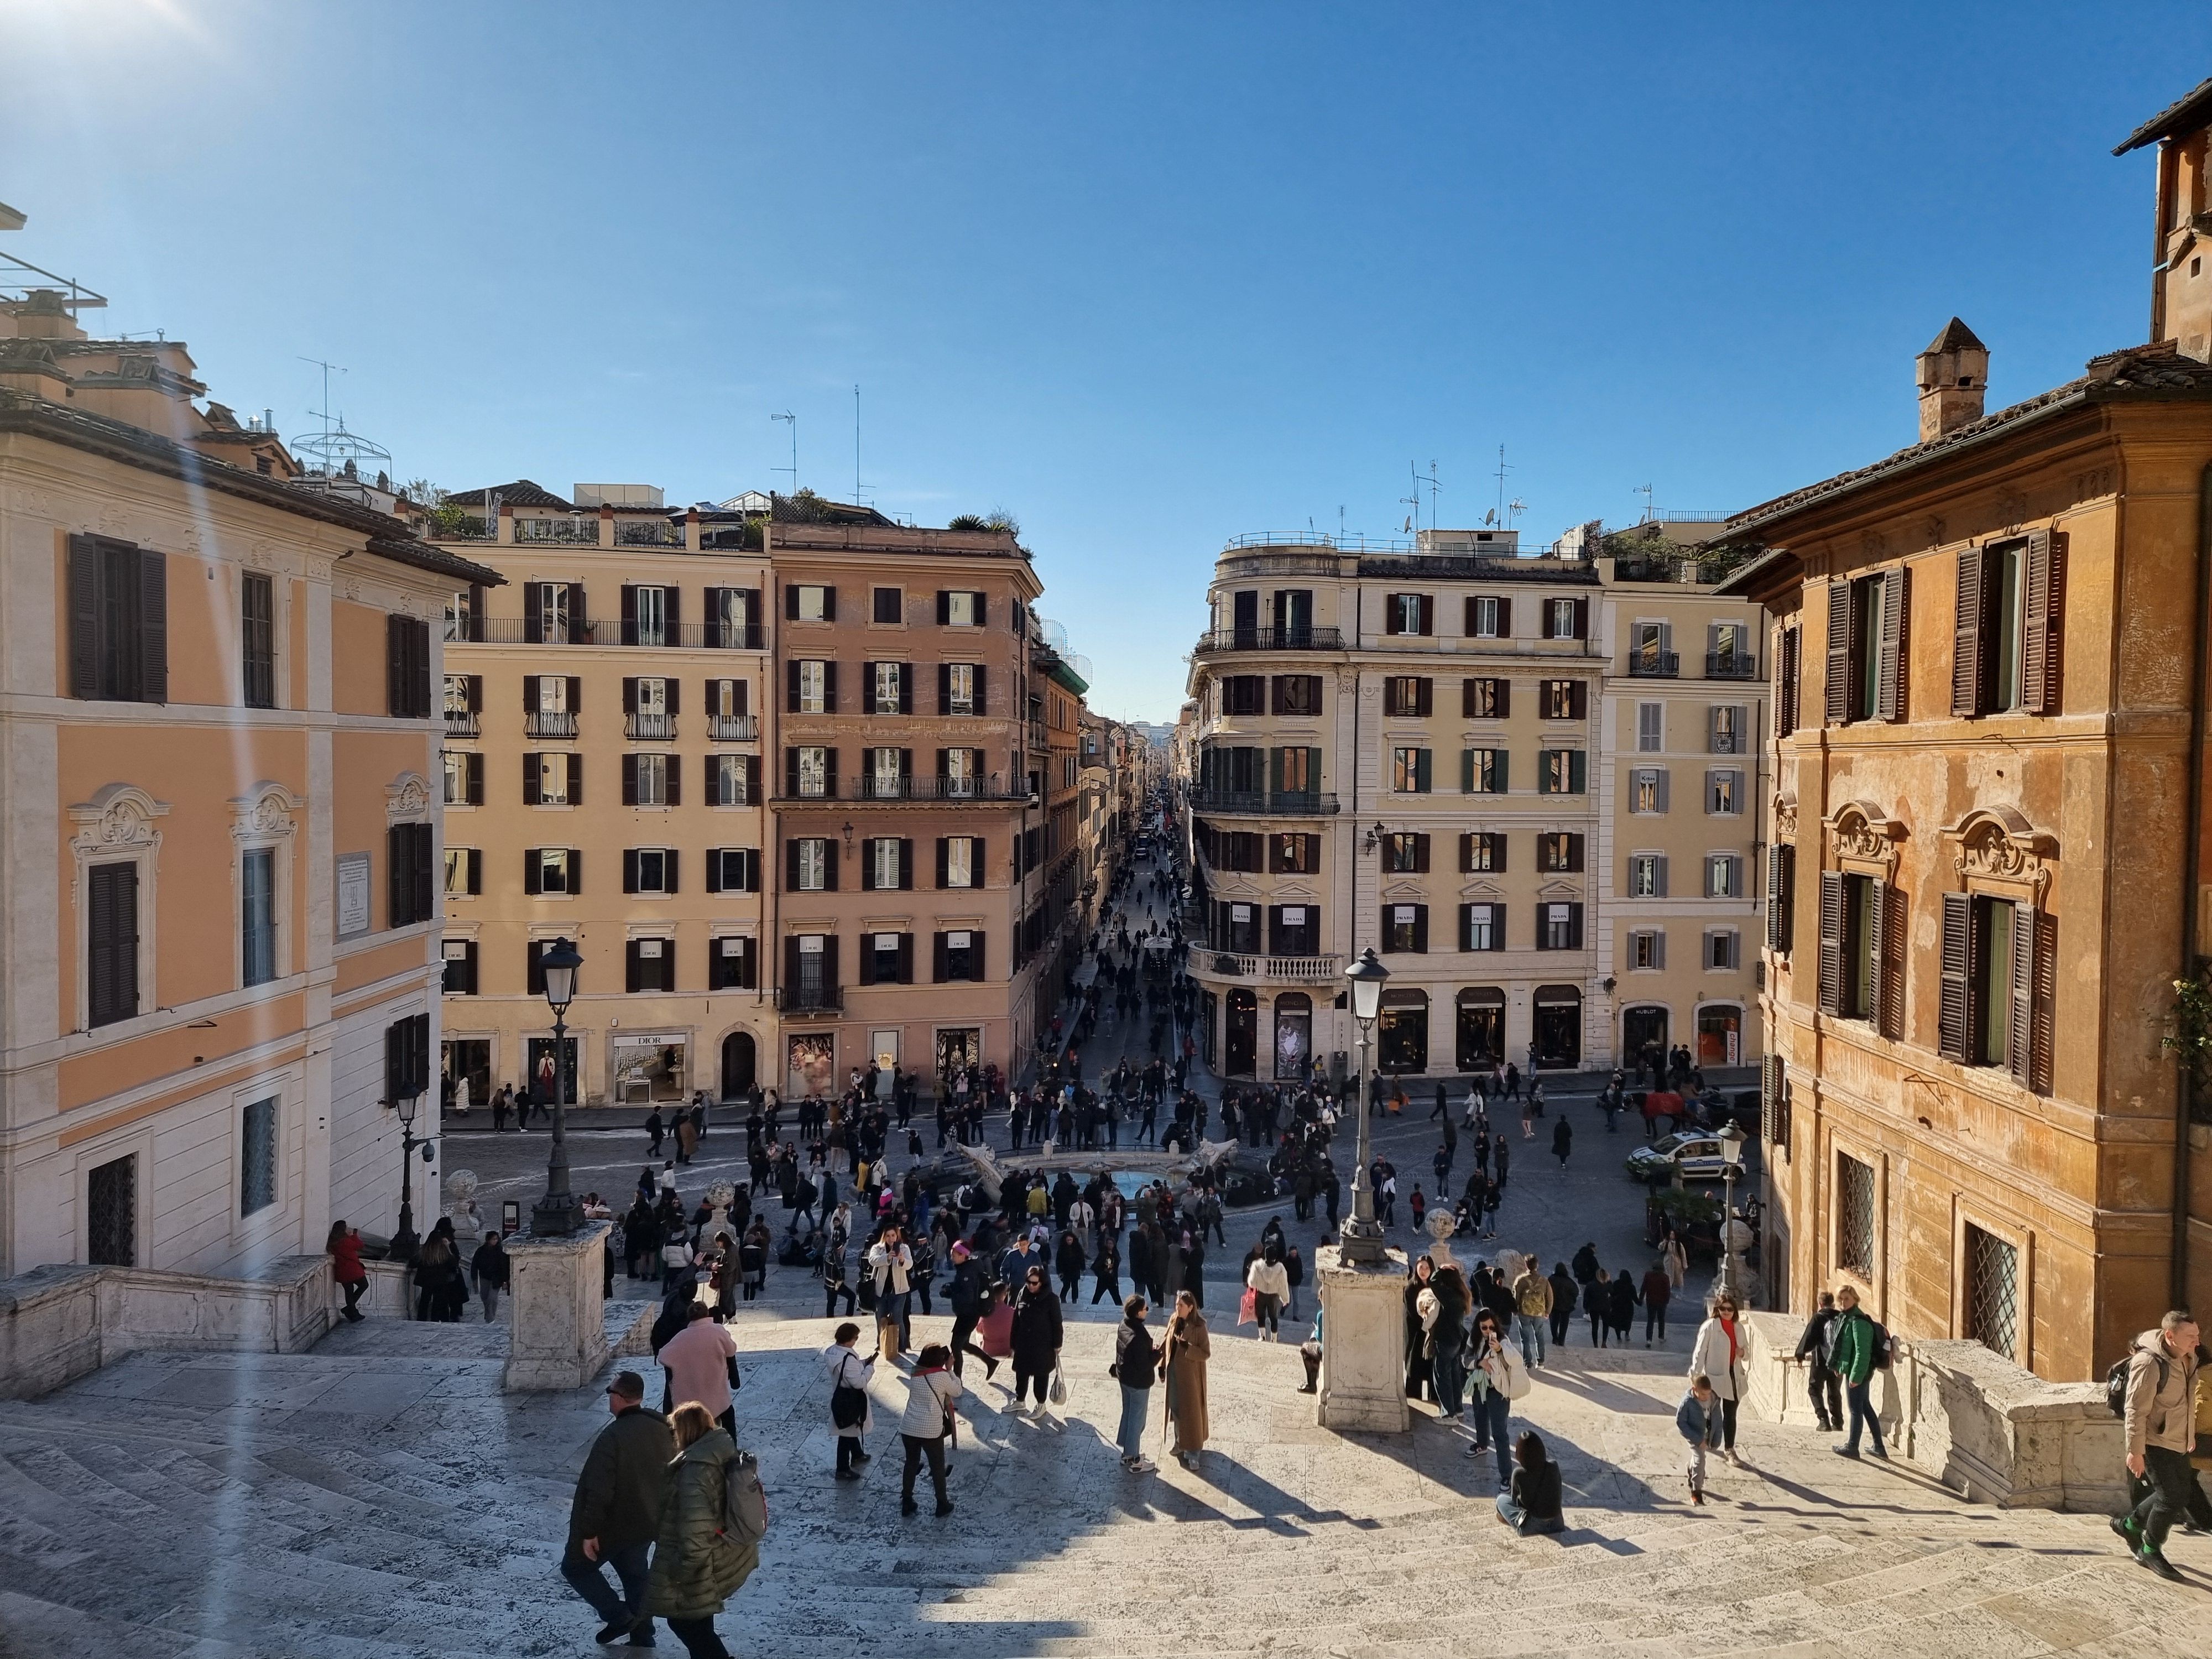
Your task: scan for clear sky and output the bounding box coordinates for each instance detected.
[4,2,2208,719]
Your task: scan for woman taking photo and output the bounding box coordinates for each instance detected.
[1112,1296,1159,1473]
[1687,1291,1749,1464]
[1462,1307,1528,1480]
[646,1402,757,1659]
[1163,1288,1211,1468]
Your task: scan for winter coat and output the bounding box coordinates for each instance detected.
[1547,1267,1578,1318]
[2124,1328,2203,1457]
[1164,1311,1211,1452]
[1114,1319,1159,1390]
[1676,1389,1723,1447]
[1688,1315,1745,1400]
[1010,1285,1065,1370]
[330,1233,367,1286]
[1827,1306,1882,1387]
[1571,1244,1599,1285]
[568,1405,674,1553]
[645,1430,756,1621]
[1794,1307,1839,1370]
[948,1256,989,1317]
[1245,1258,1290,1300]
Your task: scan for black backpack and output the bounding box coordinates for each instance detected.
[2106,1348,2166,1418]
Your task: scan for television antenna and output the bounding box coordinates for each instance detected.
[770,411,797,493]
[298,356,345,440]
[853,384,864,507]
[1493,445,1512,526]
[1635,483,1655,524]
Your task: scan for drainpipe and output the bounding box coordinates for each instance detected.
[2177,462,2212,1307]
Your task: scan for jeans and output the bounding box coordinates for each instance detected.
[560,1539,650,1637]
[1431,1348,1467,1416]
[340,1278,365,1319]
[1685,1437,1710,1493]
[1515,1313,1546,1369]
[1496,1491,1563,1535]
[1807,1364,1843,1429]
[665,1614,731,1658]
[1117,1383,1151,1460]
[901,1432,950,1507]
[1644,1303,1668,1342]
[2128,1444,2199,1554]
[1549,1309,1570,1346]
[479,1284,500,1323]
[1467,1388,1511,1480]
[1718,1395,1739,1451]
[1844,1379,1885,1455]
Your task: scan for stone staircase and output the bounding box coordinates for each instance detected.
[0,1307,2201,1658]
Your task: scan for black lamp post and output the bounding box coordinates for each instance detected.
[532,936,584,1238]
[1340,946,1390,1266]
[1717,1119,1749,1302]
[390,1087,425,1262]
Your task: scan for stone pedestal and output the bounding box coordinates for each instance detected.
[505,1220,610,1392]
[1314,1242,1410,1433]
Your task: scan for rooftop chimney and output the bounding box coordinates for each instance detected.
[1916,317,1988,443]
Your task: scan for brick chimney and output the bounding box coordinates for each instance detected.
[1916,317,1988,442]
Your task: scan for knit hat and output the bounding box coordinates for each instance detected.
[951,1241,971,1260]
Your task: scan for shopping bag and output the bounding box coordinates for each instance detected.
[1238,1286,1258,1326]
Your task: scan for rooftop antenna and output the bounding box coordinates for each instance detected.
[1493,445,1512,526]
[1338,505,1345,548]
[853,384,863,507]
[1507,498,1527,529]
[1635,483,1655,524]
[1421,459,1441,528]
[298,356,345,440]
[770,411,797,494]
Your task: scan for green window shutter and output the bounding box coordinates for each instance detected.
[1460,750,1474,794]
[1571,750,1587,793]
[1415,749,1431,792]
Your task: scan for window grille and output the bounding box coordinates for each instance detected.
[1964,1223,2019,1360]
[1837,1153,1875,1277]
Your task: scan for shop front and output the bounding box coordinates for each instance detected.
[1377,988,1430,1074]
[1532,985,1582,1070]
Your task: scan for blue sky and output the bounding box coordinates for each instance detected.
[4,2,2206,719]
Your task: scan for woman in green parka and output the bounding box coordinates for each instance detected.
[648,1402,758,1659]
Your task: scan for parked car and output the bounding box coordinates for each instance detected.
[1624,1132,1737,1186]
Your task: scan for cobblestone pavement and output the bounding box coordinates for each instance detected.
[1,1308,2203,1658]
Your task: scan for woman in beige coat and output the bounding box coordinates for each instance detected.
[1164,1289,1212,1467]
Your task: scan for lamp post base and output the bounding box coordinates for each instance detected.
[1335,1217,1389,1268]
[531,1190,579,1239]
[1314,1241,1411,1434]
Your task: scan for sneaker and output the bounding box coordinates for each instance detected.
[1724,1450,1743,1467]
[1129,1457,1158,1473]
[835,1468,862,1481]
[901,1499,920,1516]
[1464,1441,1488,1458]
[2136,1547,2183,1582]
[852,1448,872,1463]
[1690,1490,1704,1506]
[935,1500,955,1517]
[1868,1447,1890,1461]
[596,1623,630,1646]
[1833,1446,1861,1460]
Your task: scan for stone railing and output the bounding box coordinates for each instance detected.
[1736,1311,2123,1512]
[0,1255,338,1400]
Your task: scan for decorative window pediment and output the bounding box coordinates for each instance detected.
[385,772,431,824]
[1824,799,1906,876]
[229,782,304,842]
[68,784,169,856]
[1943,805,2056,899]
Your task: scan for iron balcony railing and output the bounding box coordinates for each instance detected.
[1187,788,1339,816]
[707,713,758,742]
[525,711,579,739]
[1193,627,1346,654]
[613,520,686,547]
[625,713,677,741]
[442,710,480,738]
[1626,651,1681,678]
[513,517,600,544]
[1705,653,1760,680]
[1224,531,1411,553]
[776,984,843,1014]
[1202,952,1343,984]
[467,619,764,649]
[429,517,495,542]
[846,775,1033,804]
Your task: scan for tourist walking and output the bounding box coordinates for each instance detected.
[1495,1430,1564,1535]
[1546,1259,1575,1348]
[824,1322,875,1481]
[945,1242,999,1380]
[1511,1258,1551,1370]
[2112,1309,2202,1580]
[1164,1288,1211,1467]
[1585,1267,1612,1348]
[469,1230,509,1322]
[1462,1308,1527,1480]
[1091,1235,1123,1305]
[1793,1290,1844,1430]
[562,1370,672,1646]
[1113,1296,1160,1472]
[867,1225,914,1361]
[1688,1292,1747,1464]
[327,1221,368,1323]
[411,1219,466,1322]
[1639,1259,1673,1345]
[898,1343,962,1517]
[1827,1285,1889,1460]
[645,1403,759,1659]
[659,1302,742,1438]
[1009,1265,1065,1417]
[1245,1245,1289,1340]
[1404,1256,1436,1401]
[1550,1117,1572,1168]
[1678,1373,1723,1505]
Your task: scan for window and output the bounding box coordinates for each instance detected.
[785,934,838,1009]
[706,677,750,728]
[1708,704,1747,754]
[1268,904,1318,956]
[444,846,482,898]
[1540,679,1587,719]
[1461,748,1507,793]
[869,747,909,798]
[385,614,431,718]
[1964,1223,2020,1360]
[1704,852,1743,898]
[706,848,759,893]
[528,581,576,645]
[938,589,985,627]
[622,753,676,806]
[1385,593,1433,635]
[445,585,482,644]
[1538,902,1584,950]
[873,586,904,624]
[525,673,580,737]
[1708,620,1753,674]
[1629,766,1670,813]
[788,583,834,622]
[1818,872,1901,1036]
[1382,904,1428,953]
[624,675,675,739]
[1777,624,1801,736]
[1629,929,1665,969]
[943,662,979,716]
[795,660,832,714]
[525,847,579,895]
[1637,702,1663,752]
[384,1010,431,1108]
[524,752,580,806]
[241,848,277,987]
[1536,832,1583,873]
[441,939,478,995]
[1629,621,1674,675]
[863,932,912,985]
[937,836,983,889]
[1629,853,1667,897]
[623,583,672,647]
[1211,831,1264,873]
[239,1096,278,1217]
[865,837,912,891]
[792,745,832,799]
[1706,930,1740,971]
[1953,533,2062,717]
[1760,1053,1792,1152]
[1465,595,1509,638]
[1459,902,1505,952]
[711,753,756,806]
[942,747,983,796]
[625,937,674,993]
[387,823,434,927]
[935,930,985,983]
[1458,832,1505,873]
[792,837,834,892]
[1462,677,1509,719]
[1546,597,1587,640]
[705,586,757,648]
[1538,749,1587,794]
[1383,832,1430,873]
[872,661,906,714]
[1271,746,1318,797]
[1223,675,1266,716]
[1938,891,2053,1090]
[1391,746,1432,792]
[1836,1152,1875,1277]
[1215,902,1261,953]
[624,848,678,895]
[86,1153,136,1267]
[241,571,275,708]
[708,936,757,990]
[1825,568,1908,724]
[1269,833,1319,874]
[67,535,167,703]
[1383,675,1432,716]
[1707,769,1744,815]
[1272,675,1323,716]
[86,861,140,1028]
[1766,845,1796,952]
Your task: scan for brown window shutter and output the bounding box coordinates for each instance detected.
[1877,566,1908,723]
[1411,907,1428,952]
[625,941,642,994]
[1416,677,1433,716]
[824,661,838,713]
[566,583,587,643]
[1419,595,1435,634]
[2006,900,2036,1087]
[524,758,540,806]
[1459,832,1474,873]
[1766,844,1790,952]
[1384,598,1402,635]
[898,934,914,984]
[568,754,582,805]
[1566,833,1584,874]
[386,613,405,716]
[1817,871,1844,1015]
[412,823,434,925]
[1938,890,1973,1061]
[1496,597,1512,638]
[2021,529,2062,714]
[1571,597,1588,640]
[822,935,839,992]
[622,754,638,805]
[622,677,638,715]
[665,678,679,716]
[466,675,483,712]
[1869,880,1903,1038]
[1413,834,1431,873]
[899,838,914,891]
[139,550,168,704]
[1571,681,1588,719]
[1824,580,1850,725]
[858,936,876,985]
[69,536,101,700]
[2028,907,2056,1093]
[1952,544,1985,717]
[1776,626,1798,737]
[525,584,542,638]
[467,753,484,804]
[823,838,838,890]
[666,757,680,806]
[786,583,801,620]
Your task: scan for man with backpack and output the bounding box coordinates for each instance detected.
[2111,1309,2203,1581]
[1793,1291,1844,1432]
[1827,1284,1888,1460]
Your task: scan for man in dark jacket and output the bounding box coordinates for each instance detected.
[562,1370,674,1646]
[1547,1261,1577,1347]
[1793,1291,1844,1431]
[468,1232,509,1323]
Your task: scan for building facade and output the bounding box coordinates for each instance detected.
[0,276,495,1276]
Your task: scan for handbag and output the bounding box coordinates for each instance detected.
[1238,1286,1258,1327]
[830,1352,865,1428]
[1048,1366,1068,1406]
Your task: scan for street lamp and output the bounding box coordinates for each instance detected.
[1715,1118,1749,1302]
[531,936,584,1238]
[1340,946,1390,1265]
[389,1086,426,1262]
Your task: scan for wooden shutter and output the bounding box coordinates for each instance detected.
[666,679,680,716]
[822,837,839,890]
[1411,907,1428,952]
[566,583,587,643]
[932,932,949,982]
[68,536,101,699]
[784,749,801,797]
[2006,901,2036,1087]
[664,586,680,640]
[786,660,802,712]
[622,754,638,805]
[1868,881,1893,1037]
[1824,578,1850,724]
[566,849,581,892]
[87,862,137,1024]
[411,823,434,925]
[524,583,541,639]
[1416,677,1433,716]
[2027,907,2056,1093]
[387,825,408,926]
[1938,890,1973,1061]
[822,934,839,993]
[899,838,915,890]
[1766,844,1790,951]
[1651,854,1667,896]
[138,550,167,704]
[1876,566,1907,722]
[2021,529,2062,714]
[622,677,638,715]
[1952,545,1985,717]
[821,586,837,622]
[566,675,582,713]
[785,583,801,620]
[706,849,723,893]
[743,755,760,803]
[567,754,582,805]
[1415,749,1431,791]
[1460,750,1474,794]
[1384,598,1402,635]
[1413,834,1432,873]
[1776,626,1798,737]
[625,941,643,994]
[1817,871,1844,1015]
[666,756,681,806]
[785,839,803,889]
[386,613,406,716]
[973,663,988,713]
[620,584,638,645]
[1565,833,1584,874]
[898,934,915,983]
[623,849,640,894]
[524,851,542,894]
[823,661,838,713]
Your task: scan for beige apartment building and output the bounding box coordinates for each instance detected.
[418,482,774,1111]
[0,262,497,1275]
[1185,528,1605,1084]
